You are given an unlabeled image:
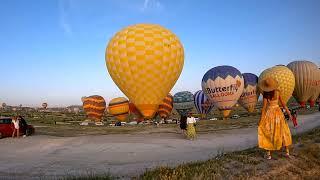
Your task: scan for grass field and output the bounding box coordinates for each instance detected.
[139,127,320,180]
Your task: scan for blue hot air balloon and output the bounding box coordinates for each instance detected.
[194,90,214,118]
[173,91,194,116]
[202,65,244,118]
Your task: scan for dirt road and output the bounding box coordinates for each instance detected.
[0,112,319,179]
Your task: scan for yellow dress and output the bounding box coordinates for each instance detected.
[258,98,292,150]
[186,124,196,139]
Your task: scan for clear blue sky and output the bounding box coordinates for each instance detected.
[1,0,319,107]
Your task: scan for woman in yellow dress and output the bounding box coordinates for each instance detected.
[186,113,196,140]
[258,78,293,159]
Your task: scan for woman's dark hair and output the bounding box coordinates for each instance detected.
[263,90,275,100]
[180,115,187,130]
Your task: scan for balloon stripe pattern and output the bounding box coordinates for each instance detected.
[194,90,214,115]
[158,94,173,119]
[287,61,317,106]
[202,65,244,117]
[106,24,184,119]
[239,73,259,113]
[173,91,194,116]
[83,95,106,121]
[108,97,129,121]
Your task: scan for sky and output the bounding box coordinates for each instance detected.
[1,0,320,107]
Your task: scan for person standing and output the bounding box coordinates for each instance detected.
[179,115,187,135]
[12,116,20,138]
[18,116,28,137]
[258,78,293,159]
[186,113,196,140]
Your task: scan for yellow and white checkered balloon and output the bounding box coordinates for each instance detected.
[106,24,184,118]
[258,66,295,105]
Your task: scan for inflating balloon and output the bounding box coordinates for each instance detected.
[309,68,320,107]
[238,73,259,113]
[108,97,129,122]
[194,90,214,119]
[158,94,173,119]
[259,66,295,106]
[129,102,144,121]
[173,91,194,116]
[106,24,184,119]
[287,60,317,107]
[82,95,106,122]
[202,66,244,118]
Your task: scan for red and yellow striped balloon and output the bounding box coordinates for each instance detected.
[108,97,130,122]
[158,94,173,119]
[82,95,106,122]
[129,102,144,121]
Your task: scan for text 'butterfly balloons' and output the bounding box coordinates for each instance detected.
[202,66,244,118]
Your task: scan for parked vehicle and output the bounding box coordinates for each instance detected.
[0,117,35,138]
[210,117,218,121]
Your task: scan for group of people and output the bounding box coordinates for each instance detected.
[177,77,299,159]
[11,116,28,138]
[179,113,197,140]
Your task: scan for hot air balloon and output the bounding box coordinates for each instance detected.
[194,90,214,119]
[106,24,184,119]
[309,68,320,107]
[1,103,6,109]
[158,94,174,119]
[129,102,144,122]
[42,103,48,109]
[173,91,194,116]
[202,66,244,118]
[108,97,130,122]
[238,73,259,113]
[82,95,106,122]
[287,60,317,107]
[258,65,295,106]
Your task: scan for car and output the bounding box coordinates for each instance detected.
[0,117,35,138]
[210,117,218,121]
[231,114,240,119]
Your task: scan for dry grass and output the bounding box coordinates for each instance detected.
[139,127,320,180]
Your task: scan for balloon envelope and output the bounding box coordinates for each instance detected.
[108,97,130,122]
[258,66,295,106]
[239,73,259,113]
[202,65,244,118]
[106,24,184,119]
[194,90,214,116]
[287,60,317,107]
[83,95,106,122]
[158,94,173,119]
[129,102,144,121]
[309,68,320,106]
[173,91,194,116]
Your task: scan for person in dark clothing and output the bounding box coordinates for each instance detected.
[180,115,187,135]
[18,116,28,136]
